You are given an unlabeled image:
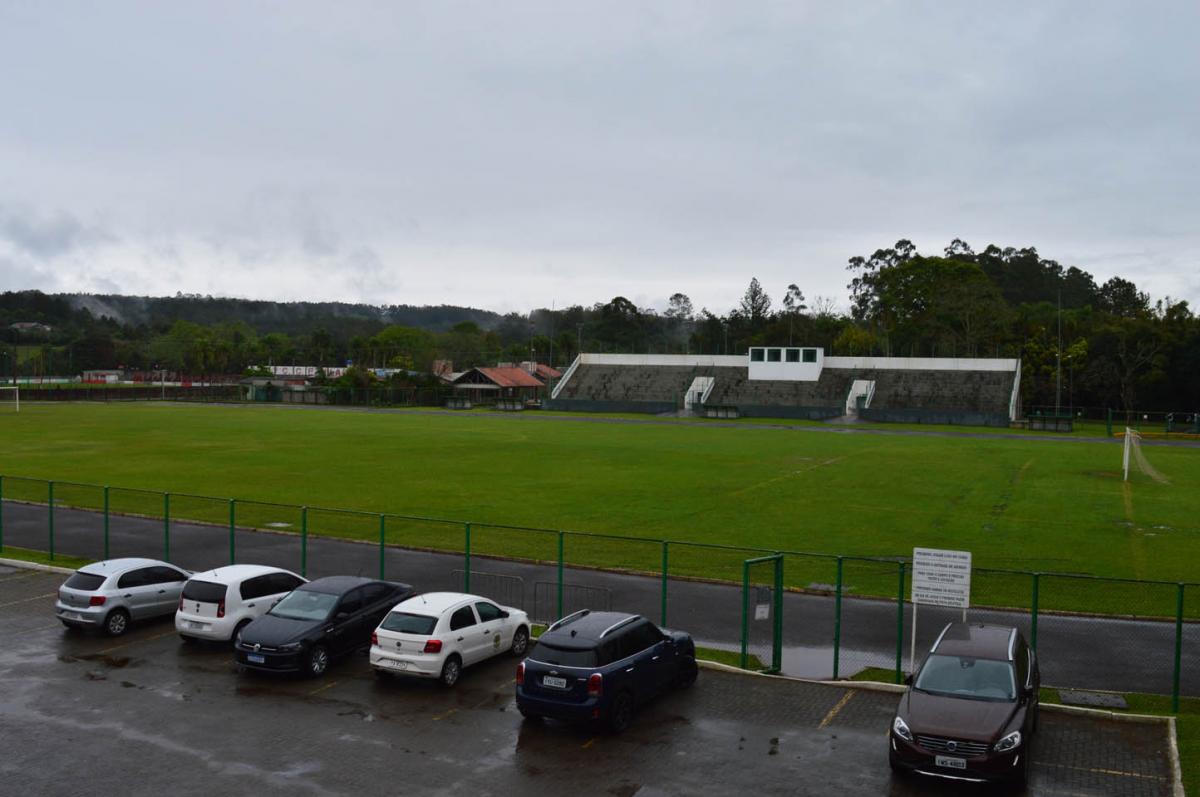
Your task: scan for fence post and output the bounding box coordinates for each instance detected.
[556,531,564,620]
[48,480,55,561]
[463,523,471,592]
[660,541,669,627]
[1173,584,1184,714]
[163,492,171,563]
[378,514,386,581]
[228,499,236,564]
[300,506,308,577]
[772,554,784,674]
[1030,573,1040,650]
[895,561,906,683]
[1106,407,1113,437]
[0,474,4,553]
[103,486,110,560]
[740,559,750,669]
[832,557,844,679]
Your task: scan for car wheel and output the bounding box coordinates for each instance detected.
[306,645,329,677]
[510,627,530,657]
[439,655,462,688]
[104,608,130,637]
[607,691,634,733]
[676,660,698,689]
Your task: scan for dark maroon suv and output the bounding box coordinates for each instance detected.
[889,622,1040,785]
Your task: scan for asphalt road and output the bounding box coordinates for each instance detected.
[0,563,1179,797]
[1,500,1196,697]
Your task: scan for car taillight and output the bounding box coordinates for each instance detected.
[423,639,442,654]
[179,596,184,611]
[587,673,602,697]
[217,600,225,618]
[88,595,106,606]
[515,661,525,685]
[371,632,378,647]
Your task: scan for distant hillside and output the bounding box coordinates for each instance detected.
[65,293,503,336]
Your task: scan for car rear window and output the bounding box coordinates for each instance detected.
[64,572,105,591]
[534,643,597,668]
[380,612,437,635]
[182,580,228,603]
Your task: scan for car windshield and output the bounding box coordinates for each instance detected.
[268,590,338,622]
[915,654,1016,701]
[64,572,105,591]
[534,643,597,668]
[380,612,437,635]
[182,580,227,603]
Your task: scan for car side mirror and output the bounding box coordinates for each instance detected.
[903,674,914,686]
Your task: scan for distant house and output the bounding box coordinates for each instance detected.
[10,322,52,336]
[451,366,544,404]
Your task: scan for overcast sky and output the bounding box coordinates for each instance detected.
[1,1,1197,316]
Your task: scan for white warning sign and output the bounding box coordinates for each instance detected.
[911,547,972,609]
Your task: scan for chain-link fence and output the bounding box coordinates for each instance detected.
[0,472,1195,711]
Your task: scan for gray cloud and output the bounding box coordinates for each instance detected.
[0,1,1196,312]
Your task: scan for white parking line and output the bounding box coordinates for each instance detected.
[0,592,56,610]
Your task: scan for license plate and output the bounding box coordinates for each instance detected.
[247,654,266,664]
[188,621,205,631]
[63,612,81,621]
[543,675,567,689]
[935,755,967,770]
[383,659,407,669]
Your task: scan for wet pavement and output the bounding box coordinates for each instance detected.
[0,562,1179,796]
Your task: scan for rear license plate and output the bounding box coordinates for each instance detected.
[247,654,266,664]
[63,612,81,621]
[543,675,567,689]
[383,659,407,669]
[935,755,966,769]
[188,622,205,631]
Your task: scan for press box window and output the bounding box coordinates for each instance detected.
[767,349,782,362]
[785,349,800,363]
[802,349,818,363]
[750,348,765,362]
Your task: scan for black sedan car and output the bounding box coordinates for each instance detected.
[235,576,414,676]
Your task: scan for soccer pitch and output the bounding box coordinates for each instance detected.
[0,402,1197,584]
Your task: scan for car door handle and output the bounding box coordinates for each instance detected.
[246,603,256,608]
[457,636,464,642]
[123,594,132,598]
[651,655,660,661]
[157,590,166,594]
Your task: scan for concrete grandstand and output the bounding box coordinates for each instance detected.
[547,348,1021,426]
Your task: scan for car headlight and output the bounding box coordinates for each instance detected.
[892,715,913,742]
[278,642,302,653]
[994,730,1022,752]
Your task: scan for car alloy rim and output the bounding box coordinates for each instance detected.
[514,632,527,654]
[445,662,459,684]
[109,614,126,633]
[312,650,327,673]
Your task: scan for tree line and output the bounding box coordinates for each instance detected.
[1,239,1196,411]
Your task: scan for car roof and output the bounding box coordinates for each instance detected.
[391,592,497,614]
[187,564,299,585]
[79,557,171,576]
[300,575,385,595]
[932,622,1019,661]
[540,611,641,647]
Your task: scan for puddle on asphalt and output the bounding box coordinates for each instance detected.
[58,653,133,668]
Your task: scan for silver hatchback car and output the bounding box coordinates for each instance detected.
[56,558,191,636]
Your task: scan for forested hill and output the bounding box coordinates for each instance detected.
[64,294,502,336]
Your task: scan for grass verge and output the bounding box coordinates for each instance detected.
[0,545,88,569]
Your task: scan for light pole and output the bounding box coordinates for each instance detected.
[576,324,583,357]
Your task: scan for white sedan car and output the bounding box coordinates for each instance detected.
[370,592,530,687]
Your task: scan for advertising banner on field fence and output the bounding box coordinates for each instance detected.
[911,547,972,609]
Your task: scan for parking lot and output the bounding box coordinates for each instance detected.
[0,562,1180,796]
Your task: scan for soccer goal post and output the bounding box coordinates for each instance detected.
[0,386,18,413]
[1124,427,1169,484]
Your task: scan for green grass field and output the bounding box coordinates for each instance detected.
[0,403,1197,605]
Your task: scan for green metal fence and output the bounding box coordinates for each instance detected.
[0,472,1194,712]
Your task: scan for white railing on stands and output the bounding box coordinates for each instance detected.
[701,377,717,404]
[551,355,582,400]
[1009,359,1022,422]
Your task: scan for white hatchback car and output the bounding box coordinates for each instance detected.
[370,592,530,687]
[175,565,307,642]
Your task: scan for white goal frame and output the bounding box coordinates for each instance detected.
[1123,427,1169,484]
[0,385,18,413]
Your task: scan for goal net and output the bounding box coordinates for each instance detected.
[0,386,18,413]
[1123,428,1168,484]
